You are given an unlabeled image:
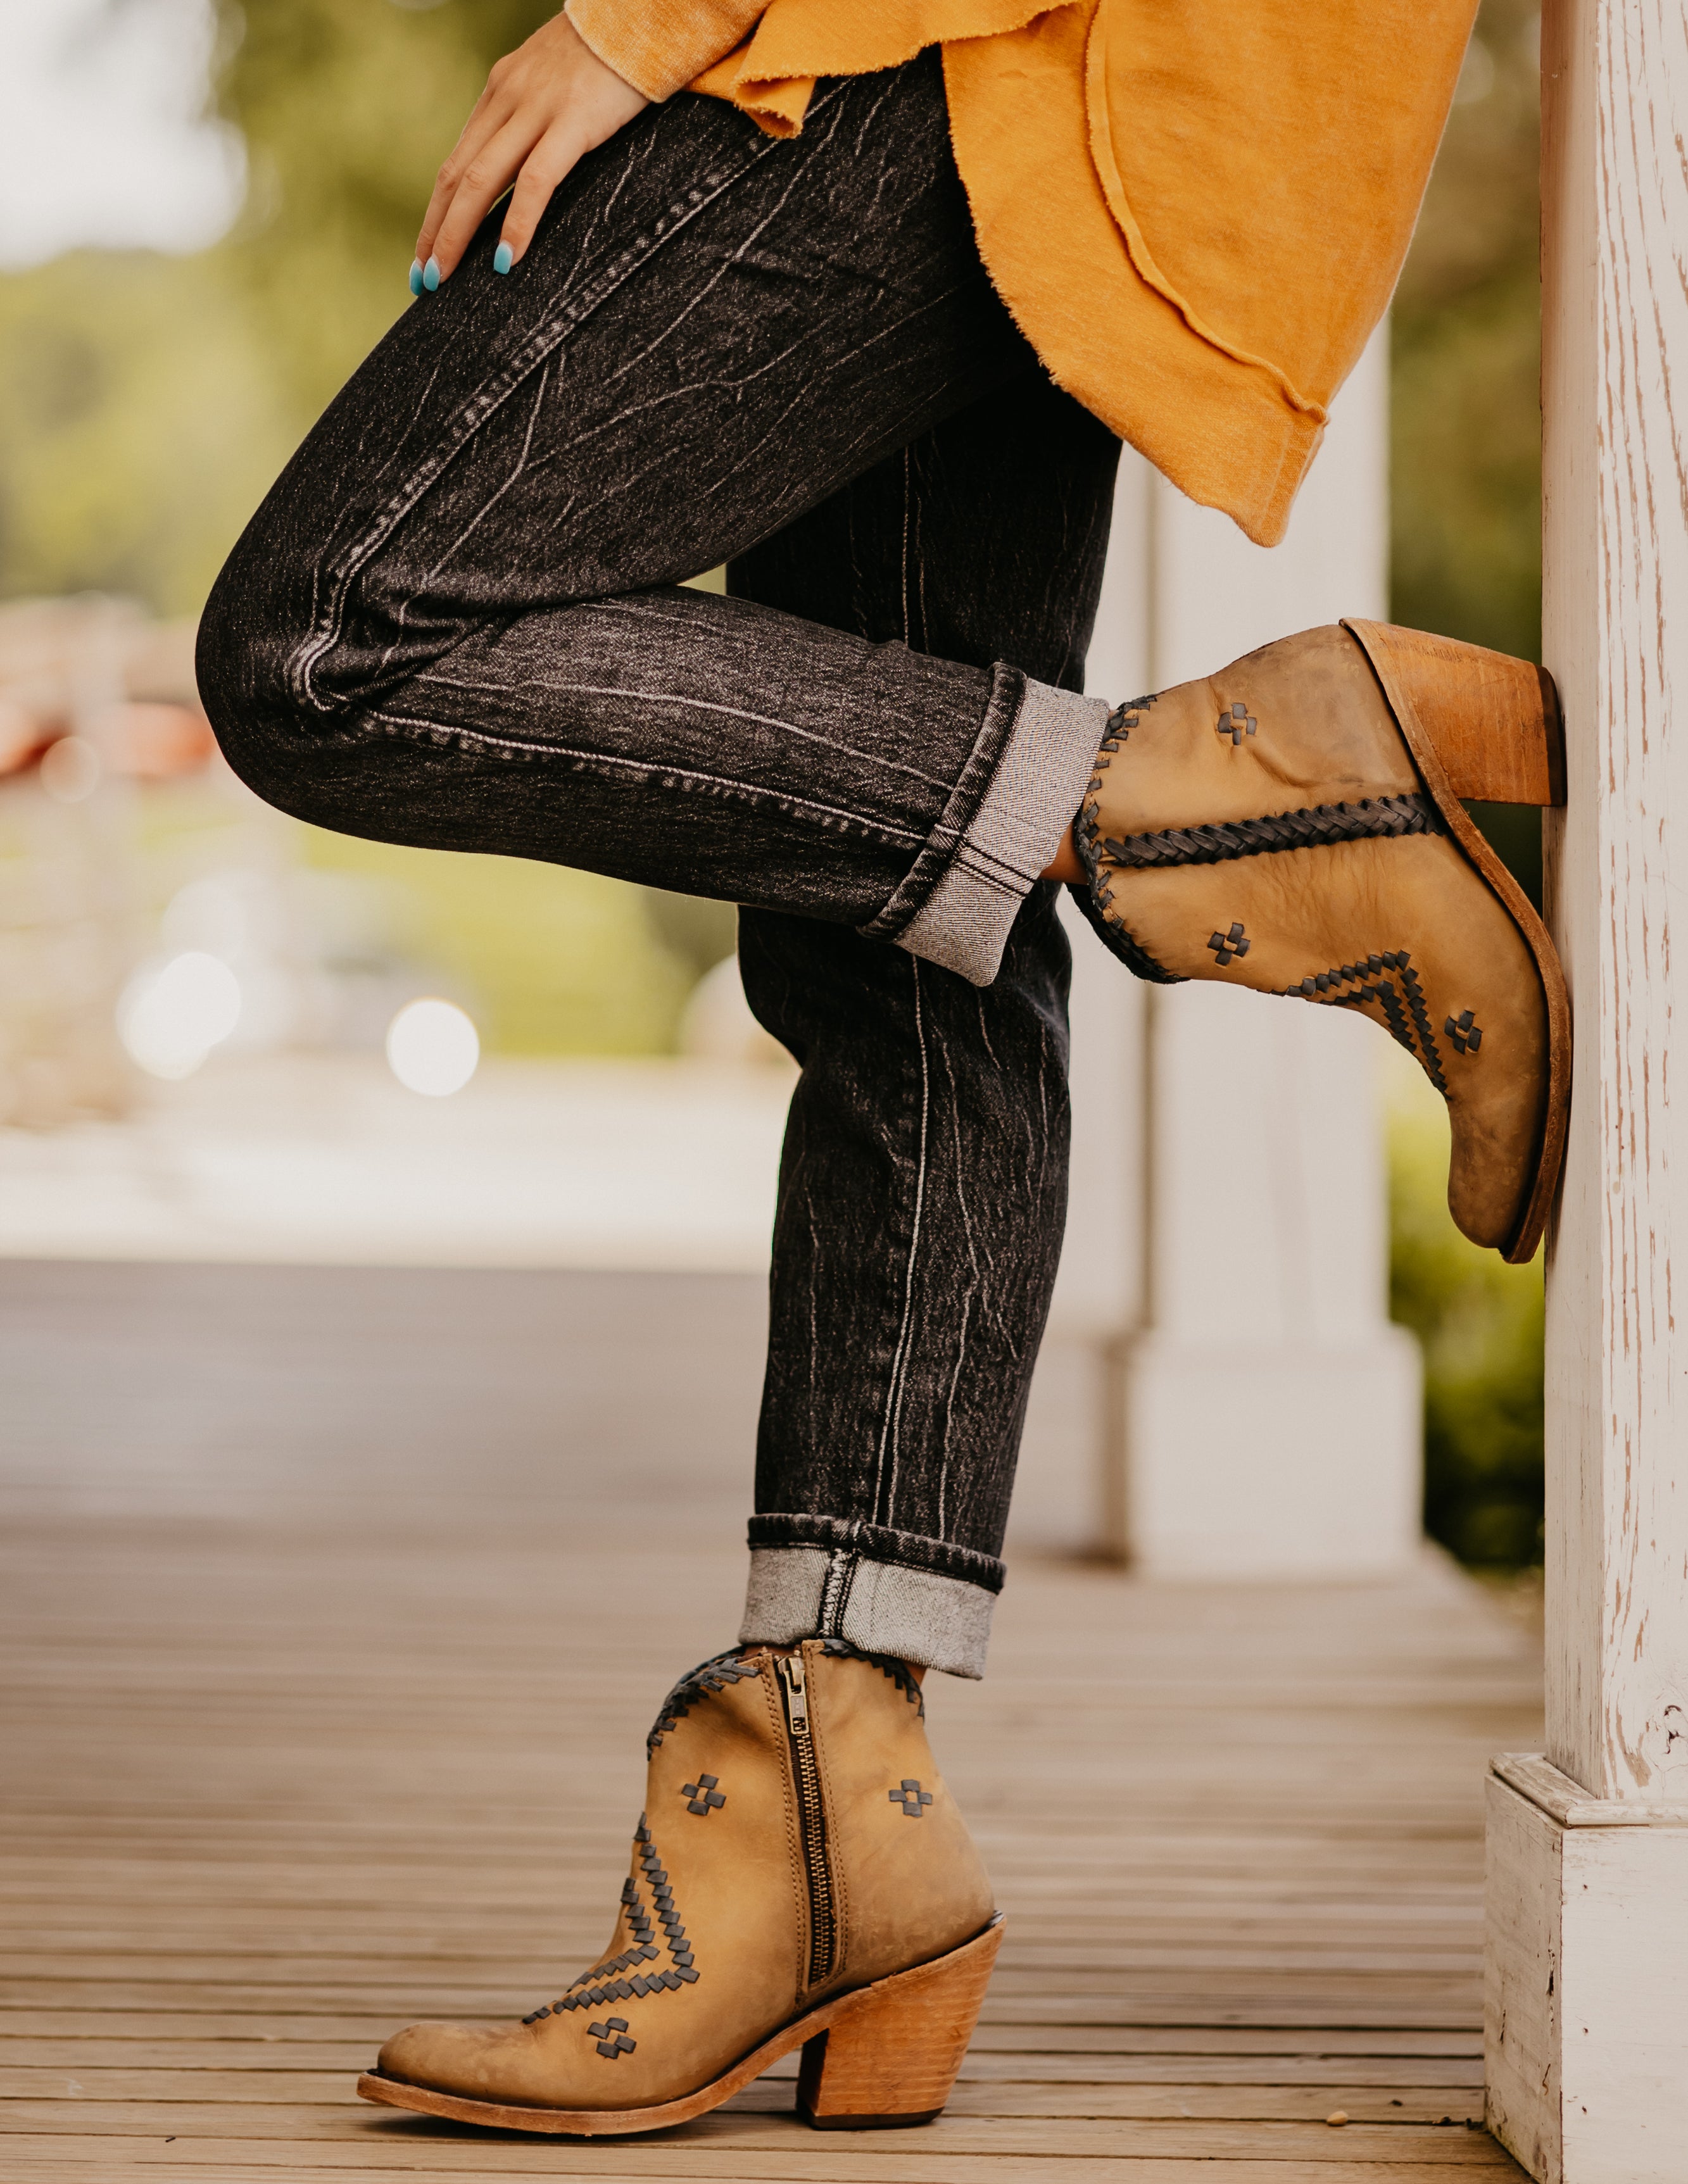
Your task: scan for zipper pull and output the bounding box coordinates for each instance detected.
[779,1651,809,1735]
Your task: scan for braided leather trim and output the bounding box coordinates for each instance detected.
[1100,791,1444,872]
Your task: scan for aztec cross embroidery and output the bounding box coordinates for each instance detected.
[681,1773,725,1816]
[1445,1008,1483,1055]
[890,1778,933,1819]
[1216,701,1257,745]
[588,2017,635,2059]
[1208,922,1250,967]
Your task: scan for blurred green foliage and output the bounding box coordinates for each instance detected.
[0,2,558,615]
[0,250,289,613]
[299,830,696,1055]
[0,0,733,1054]
[1392,0,1543,666]
[1389,1072,1545,1567]
[1389,0,1546,1569]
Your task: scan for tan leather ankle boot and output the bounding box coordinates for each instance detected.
[358,1640,1000,2135]
[1075,620,1570,1262]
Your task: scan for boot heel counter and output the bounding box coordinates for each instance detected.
[1343,619,1565,808]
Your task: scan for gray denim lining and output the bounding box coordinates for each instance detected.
[740,1544,997,1679]
[878,676,1110,986]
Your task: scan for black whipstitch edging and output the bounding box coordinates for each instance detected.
[1285,948,1451,1091]
[817,1636,925,1717]
[648,1650,755,1753]
[1074,694,1185,984]
[1101,791,1444,872]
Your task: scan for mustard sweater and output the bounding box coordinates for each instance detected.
[564,0,1477,545]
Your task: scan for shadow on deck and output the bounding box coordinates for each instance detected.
[1,1262,1540,2178]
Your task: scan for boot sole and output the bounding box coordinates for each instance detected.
[1345,620,1572,1265]
[356,1913,1004,2137]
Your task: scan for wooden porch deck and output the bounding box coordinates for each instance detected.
[1,1261,1540,2181]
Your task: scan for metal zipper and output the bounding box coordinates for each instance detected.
[778,1650,837,1986]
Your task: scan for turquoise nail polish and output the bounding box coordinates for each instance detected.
[408,259,423,296]
[422,256,441,292]
[493,241,513,277]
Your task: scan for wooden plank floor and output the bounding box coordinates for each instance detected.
[0,1261,1541,2180]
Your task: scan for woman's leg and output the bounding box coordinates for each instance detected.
[731,373,1119,1678]
[196,54,1111,993]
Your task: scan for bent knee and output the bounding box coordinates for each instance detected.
[195,546,352,827]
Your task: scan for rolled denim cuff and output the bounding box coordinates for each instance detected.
[860,670,1110,988]
[740,1516,1004,1679]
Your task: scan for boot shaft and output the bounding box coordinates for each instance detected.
[627,1640,993,2009]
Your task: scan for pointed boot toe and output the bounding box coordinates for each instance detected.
[1074,620,1570,1262]
[375,2018,521,2099]
[358,1641,1002,2136]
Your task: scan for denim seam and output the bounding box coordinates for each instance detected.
[819,1548,858,1635]
[286,89,853,721]
[871,958,930,1532]
[360,710,927,845]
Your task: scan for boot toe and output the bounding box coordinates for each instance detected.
[377,2018,507,2096]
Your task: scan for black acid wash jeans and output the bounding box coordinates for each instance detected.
[197,51,1123,1678]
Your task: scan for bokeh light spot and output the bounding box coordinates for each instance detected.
[386,997,479,1097]
[117,951,242,1079]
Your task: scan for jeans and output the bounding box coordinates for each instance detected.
[197,51,1122,1676]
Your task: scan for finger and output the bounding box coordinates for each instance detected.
[413,88,514,272]
[496,121,591,267]
[427,112,546,282]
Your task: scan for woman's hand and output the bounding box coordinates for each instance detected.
[413,13,648,289]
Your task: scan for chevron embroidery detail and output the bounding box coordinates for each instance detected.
[1285,948,1450,1092]
[541,1819,702,2021]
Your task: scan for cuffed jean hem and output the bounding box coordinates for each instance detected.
[862,672,1110,988]
[739,1517,1004,1679]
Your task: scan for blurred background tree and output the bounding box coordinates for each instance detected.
[1389,0,1547,1574]
[0,0,724,1055]
[0,1,557,613]
[0,0,1549,1560]
[1394,0,1543,665]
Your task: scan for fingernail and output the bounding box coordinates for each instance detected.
[493,241,513,276]
[422,256,441,292]
[408,259,423,296]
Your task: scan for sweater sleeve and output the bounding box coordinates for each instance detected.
[564,0,770,103]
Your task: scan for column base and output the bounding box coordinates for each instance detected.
[1485,1756,1688,2183]
[1114,1327,1422,1576]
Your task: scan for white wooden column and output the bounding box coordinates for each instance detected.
[1028,329,1422,1576]
[1483,0,1688,2175]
